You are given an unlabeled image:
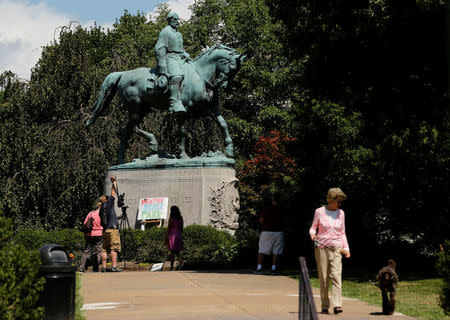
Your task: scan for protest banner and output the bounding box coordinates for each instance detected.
[138,197,169,221]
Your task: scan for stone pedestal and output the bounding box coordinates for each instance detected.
[104,164,239,233]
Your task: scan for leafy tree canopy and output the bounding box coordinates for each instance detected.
[0,0,449,266]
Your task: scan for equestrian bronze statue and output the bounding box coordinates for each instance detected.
[85,12,245,164]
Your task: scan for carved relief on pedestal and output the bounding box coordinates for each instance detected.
[208,178,240,234]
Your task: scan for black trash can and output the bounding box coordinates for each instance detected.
[39,244,77,320]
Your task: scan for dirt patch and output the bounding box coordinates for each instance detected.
[82,260,178,272]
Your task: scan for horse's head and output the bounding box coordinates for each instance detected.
[213,46,246,89]
[194,44,246,90]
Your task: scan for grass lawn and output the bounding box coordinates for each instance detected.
[290,268,449,320]
[76,273,86,320]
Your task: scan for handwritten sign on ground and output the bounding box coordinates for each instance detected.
[138,197,169,220]
[151,263,163,272]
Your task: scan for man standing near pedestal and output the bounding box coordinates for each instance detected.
[100,175,122,272]
[155,11,191,114]
[254,195,284,275]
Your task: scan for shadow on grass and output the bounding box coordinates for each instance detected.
[370,312,391,316]
[282,264,440,284]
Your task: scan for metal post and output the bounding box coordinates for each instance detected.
[298,256,319,320]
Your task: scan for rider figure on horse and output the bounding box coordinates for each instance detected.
[155,12,190,114]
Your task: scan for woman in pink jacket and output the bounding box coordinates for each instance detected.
[309,188,350,315]
[79,202,103,272]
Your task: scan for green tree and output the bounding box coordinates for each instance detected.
[185,0,297,159]
[266,0,450,260]
[0,15,161,228]
[0,3,298,231]
[4,0,448,268]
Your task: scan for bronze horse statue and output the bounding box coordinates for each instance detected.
[85,44,245,164]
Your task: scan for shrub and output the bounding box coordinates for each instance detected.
[183,225,238,267]
[120,225,239,267]
[437,240,450,314]
[120,228,167,263]
[234,226,260,266]
[0,215,44,319]
[11,225,240,268]
[11,229,84,264]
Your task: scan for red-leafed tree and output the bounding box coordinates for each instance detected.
[238,130,298,216]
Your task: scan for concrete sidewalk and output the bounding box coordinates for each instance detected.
[81,270,416,320]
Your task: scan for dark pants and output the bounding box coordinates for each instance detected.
[79,236,103,271]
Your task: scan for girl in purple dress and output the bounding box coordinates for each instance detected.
[166,206,185,270]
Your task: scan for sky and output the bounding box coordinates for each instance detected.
[0,0,195,79]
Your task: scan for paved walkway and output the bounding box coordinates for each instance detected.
[81,270,416,320]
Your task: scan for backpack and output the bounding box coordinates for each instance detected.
[82,216,94,233]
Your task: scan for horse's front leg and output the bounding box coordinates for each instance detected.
[176,114,189,159]
[119,121,135,164]
[133,126,158,153]
[216,114,234,158]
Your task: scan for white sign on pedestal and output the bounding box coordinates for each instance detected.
[138,197,169,220]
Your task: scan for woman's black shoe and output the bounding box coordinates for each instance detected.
[334,307,343,314]
[320,309,329,314]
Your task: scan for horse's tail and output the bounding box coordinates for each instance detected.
[85,72,122,127]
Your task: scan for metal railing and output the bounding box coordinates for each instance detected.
[299,256,319,320]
